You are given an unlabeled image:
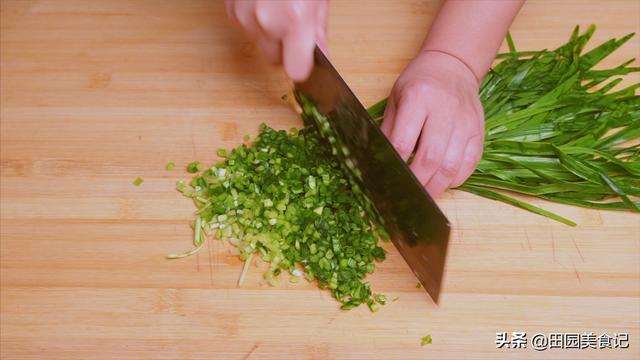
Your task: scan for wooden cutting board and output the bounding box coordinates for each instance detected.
[1,1,639,359]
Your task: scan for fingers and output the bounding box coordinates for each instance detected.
[383,87,477,198]
[412,109,482,198]
[422,129,466,198]
[255,1,310,74]
[232,0,261,40]
[409,108,454,186]
[386,92,429,161]
[382,86,483,198]
[225,0,236,21]
[282,25,316,82]
[256,33,281,65]
[280,1,316,81]
[379,48,485,198]
[228,0,321,81]
[315,0,329,54]
[450,99,484,188]
[380,96,396,136]
[254,1,290,38]
[451,134,483,187]
[229,1,283,65]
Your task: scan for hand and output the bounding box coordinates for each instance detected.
[381,50,485,198]
[225,0,329,82]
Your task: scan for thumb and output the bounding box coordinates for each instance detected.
[283,25,316,82]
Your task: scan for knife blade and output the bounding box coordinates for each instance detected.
[294,46,451,303]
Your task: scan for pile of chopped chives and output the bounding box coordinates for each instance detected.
[170,124,387,311]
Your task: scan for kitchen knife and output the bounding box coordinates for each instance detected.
[295,46,451,303]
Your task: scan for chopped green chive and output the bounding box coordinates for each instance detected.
[167,217,205,259]
[186,161,202,173]
[421,335,433,347]
[133,177,144,186]
[165,162,176,171]
[237,253,254,286]
[367,301,380,312]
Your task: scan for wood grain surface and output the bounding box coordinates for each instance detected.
[1,0,639,359]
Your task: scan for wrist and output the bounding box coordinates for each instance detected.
[420,49,481,85]
[418,49,481,88]
[419,0,524,83]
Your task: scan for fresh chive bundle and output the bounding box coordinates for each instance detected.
[368,26,639,225]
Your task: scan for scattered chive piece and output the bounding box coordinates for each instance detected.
[167,217,205,259]
[416,283,422,289]
[192,216,203,246]
[392,296,399,302]
[374,294,387,305]
[238,253,254,286]
[367,301,380,312]
[217,148,227,157]
[186,161,202,173]
[166,241,205,259]
[165,162,176,171]
[421,335,433,347]
[133,177,144,186]
[243,134,251,142]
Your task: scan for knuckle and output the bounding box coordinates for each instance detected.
[420,150,440,168]
[469,125,483,136]
[284,2,308,22]
[439,162,458,178]
[476,110,485,123]
[236,12,251,27]
[393,141,414,157]
[403,81,431,99]
[254,2,269,23]
[438,93,462,108]
[471,147,484,163]
[467,135,485,155]
[451,173,465,185]
[451,173,470,187]
[448,96,463,108]
[401,81,466,109]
